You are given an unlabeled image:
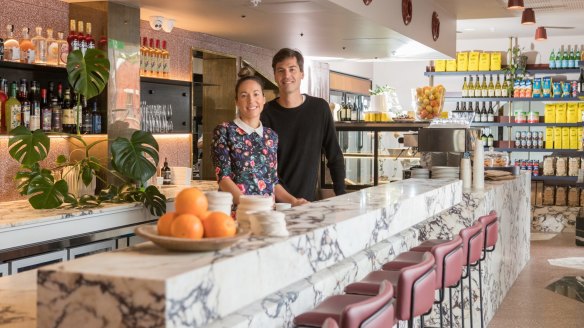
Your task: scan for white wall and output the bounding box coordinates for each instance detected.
[328,61,374,80]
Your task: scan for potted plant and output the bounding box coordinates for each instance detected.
[503,44,527,97]
[8,49,166,215]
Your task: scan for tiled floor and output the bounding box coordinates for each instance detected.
[489,232,584,327]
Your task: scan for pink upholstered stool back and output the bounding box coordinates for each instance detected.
[322,318,339,328]
[342,280,395,328]
[459,221,484,266]
[395,252,436,321]
[412,236,463,289]
[479,210,499,250]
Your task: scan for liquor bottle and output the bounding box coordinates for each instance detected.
[18,80,30,128]
[481,129,488,145]
[90,101,102,134]
[0,32,4,61]
[474,75,481,98]
[162,158,171,185]
[481,75,488,98]
[85,22,95,50]
[56,32,68,67]
[549,49,556,69]
[161,40,170,78]
[468,76,474,98]
[568,47,575,68]
[148,38,156,76]
[56,82,63,103]
[19,27,35,64]
[555,47,562,69]
[40,88,52,132]
[77,21,86,55]
[461,101,466,111]
[561,46,569,69]
[50,97,62,132]
[98,35,107,51]
[487,128,494,148]
[31,26,47,65]
[487,101,495,122]
[67,19,77,52]
[0,79,7,132]
[578,68,584,94]
[155,39,163,77]
[6,82,21,132]
[495,75,502,97]
[81,96,92,134]
[61,88,75,133]
[487,75,495,98]
[46,28,58,66]
[29,81,40,130]
[461,77,468,98]
[480,102,487,122]
[140,37,148,76]
[4,25,20,62]
[502,75,509,98]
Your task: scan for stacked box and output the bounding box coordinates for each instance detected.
[545,127,554,149]
[479,53,490,71]
[579,103,584,122]
[554,127,563,149]
[555,103,567,123]
[468,51,480,71]
[456,52,468,71]
[544,104,556,123]
[446,59,457,72]
[570,127,579,149]
[490,52,502,70]
[435,60,446,72]
[567,103,578,123]
[562,127,570,150]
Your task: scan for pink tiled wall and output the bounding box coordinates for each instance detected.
[1,0,69,38]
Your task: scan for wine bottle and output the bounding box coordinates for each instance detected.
[480,102,487,122]
[487,128,494,147]
[18,80,30,128]
[495,75,502,97]
[468,76,474,98]
[481,75,488,98]
[481,128,488,145]
[162,158,172,185]
[475,75,481,98]
[455,102,460,111]
[5,82,21,132]
[502,75,509,98]
[578,68,584,94]
[487,101,495,122]
[91,101,102,134]
[462,77,468,98]
[549,49,556,69]
[488,75,495,98]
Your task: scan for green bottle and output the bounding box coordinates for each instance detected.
[5,82,21,132]
[562,46,569,68]
[569,48,575,68]
[555,48,562,68]
[575,46,581,67]
[549,49,556,69]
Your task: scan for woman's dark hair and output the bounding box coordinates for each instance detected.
[272,48,304,72]
[235,67,264,99]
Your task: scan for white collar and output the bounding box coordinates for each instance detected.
[234,118,263,136]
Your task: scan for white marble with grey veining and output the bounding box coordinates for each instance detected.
[35,179,462,327]
[531,205,579,233]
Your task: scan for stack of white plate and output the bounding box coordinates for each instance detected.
[205,191,233,216]
[431,166,460,179]
[236,195,274,231]
[171,166,191,185]
[411,168,430,179]
[249,210,289,237]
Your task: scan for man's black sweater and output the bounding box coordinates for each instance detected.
[261,95,346,201]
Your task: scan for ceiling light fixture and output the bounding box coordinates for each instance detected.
[521,8,535,24]
[363,0,373,5]
[535,26,547,41]
[507,0,524,10]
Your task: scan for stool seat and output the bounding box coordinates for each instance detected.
[381,251,428,271]
[345,270,400,296]
[294,280,394,328]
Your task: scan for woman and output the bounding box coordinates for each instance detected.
[212,69,307,207]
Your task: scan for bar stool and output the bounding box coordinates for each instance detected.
[344,252,436,328]
[458,221,484,328]
[294,280,395,328]
[477,211,498,328]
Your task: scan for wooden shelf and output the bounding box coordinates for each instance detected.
[0,60,66,73]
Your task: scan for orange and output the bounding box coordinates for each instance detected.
[198,211,212,221]
[174,187,208,218]
[157,211,177,236]
[203,211,237,238]
[170,214,204,240]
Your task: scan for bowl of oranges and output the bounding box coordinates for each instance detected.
[135,187,250,251]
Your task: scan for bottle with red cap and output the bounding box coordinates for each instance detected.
[162,40,169,78]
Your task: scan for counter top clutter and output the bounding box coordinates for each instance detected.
[0,175,531,328]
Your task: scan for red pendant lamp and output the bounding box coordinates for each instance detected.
[507,0,524,10]
[535,27,547,41]
[521,8,536,24]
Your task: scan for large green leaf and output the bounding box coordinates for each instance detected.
[27,177,69,209]
[110,131,159,186]
[143,186,166,216]
[67,49,110,100]
[8,126,50,165]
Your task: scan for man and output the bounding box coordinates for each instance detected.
[261,48,346,202]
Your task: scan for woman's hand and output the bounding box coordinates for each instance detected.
[292,198,309,207]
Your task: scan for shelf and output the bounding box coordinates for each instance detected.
[471,122,582,127]
[493,148,582,153]
[0,60,66,73]
[446,96,583,102]
[531,176,578,182]
[424,62,582,77]
[343,152,419,159]
[140,76,191,87]
[335,122,430,131]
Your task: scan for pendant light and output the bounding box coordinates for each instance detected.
[507,0,524,10]
[521,8,536,25]
[535,27,547,41]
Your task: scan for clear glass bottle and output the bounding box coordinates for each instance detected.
[481,75,488,98]
[85,22,95,50]
[31,26,47,65]
[4,25,20,62]
[549,49,555,69]
[18,80,30,128]
[468,76,474,98]
[19,27,35,64]
[494,75,502,97]
[56,32,68,67]
[51,97,62,132]
[29,80,41,130]
[487,75,495,98]
[77,21,86,55]
[40,88,52,132]
[46,28,59,66]
[67,19,77,52]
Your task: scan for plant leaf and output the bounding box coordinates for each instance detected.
[143,186,166,216]
[56,154,68,165]
[110,131,160,186]
[27,177,69,209]
[8,126,50,165]
[67,48,110,101]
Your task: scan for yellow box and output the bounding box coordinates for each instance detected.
[545,127,554,149]
[446,60,457,72]
[555,103,567,123]
[567,103,579,123]
[479,53,490,71]
[580,127,584,149]
[554,128,563,149]
[456,52,468,71]
[544,104,556,123]
[468,51,480,71]
[562,127,570,149]
[490,52,502,71]
[435,60,446,72]
[578,103,584,122]
[570,127,579,149]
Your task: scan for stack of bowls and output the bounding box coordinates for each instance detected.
[236,195,274,231]
[411,168,430,179]
[171,166,191,185]
[431,166,460,179]
[205,191,233,216]
[249,210,289,237]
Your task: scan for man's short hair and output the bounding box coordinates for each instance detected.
[272,48,304,73]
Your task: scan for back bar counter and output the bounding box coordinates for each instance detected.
[0,174,530,327]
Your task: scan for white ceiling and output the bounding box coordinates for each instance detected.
[65,0,584,59]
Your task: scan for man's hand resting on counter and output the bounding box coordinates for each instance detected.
[292,198,309,206]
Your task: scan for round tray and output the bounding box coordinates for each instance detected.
[135,225,250,252]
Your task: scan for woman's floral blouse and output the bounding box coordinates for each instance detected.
[212,121,279,196]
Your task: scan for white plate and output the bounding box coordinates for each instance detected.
[135,226,250,252]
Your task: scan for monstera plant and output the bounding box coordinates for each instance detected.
[8,49,166,215]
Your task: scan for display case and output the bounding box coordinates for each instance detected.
[321,122,429,190]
